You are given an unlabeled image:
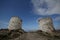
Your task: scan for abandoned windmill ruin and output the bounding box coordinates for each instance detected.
[8,16,25,34]
[38,17,55,33]
[8,16,22,30]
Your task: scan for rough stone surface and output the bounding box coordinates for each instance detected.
[8,16,22,30]
[38,17,55,33]
[0,29,60,40]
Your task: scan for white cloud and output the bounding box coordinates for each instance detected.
[32,0,60,15]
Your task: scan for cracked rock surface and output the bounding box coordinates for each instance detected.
[0,29,60,40]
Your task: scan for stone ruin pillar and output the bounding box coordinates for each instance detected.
[38,17,55,33]
[8,16,22,30]
[8,16,25,37]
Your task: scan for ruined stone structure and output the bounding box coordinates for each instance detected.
[38,17,55,33]
[0,17,60,40]
[8,16,22,30]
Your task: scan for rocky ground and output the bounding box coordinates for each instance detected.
[0,29,60,40]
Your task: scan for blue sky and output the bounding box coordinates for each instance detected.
[0,0,60,31]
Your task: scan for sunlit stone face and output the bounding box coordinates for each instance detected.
[38,17,55,33]
[8,16,22,30]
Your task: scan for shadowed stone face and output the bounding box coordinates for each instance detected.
[8,16,22,30]
[38,17,55,33]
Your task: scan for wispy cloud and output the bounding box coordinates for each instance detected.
[0,21,8,29]
[54,16,60,21]
[53,16,60,29]
[31,0,60,15]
